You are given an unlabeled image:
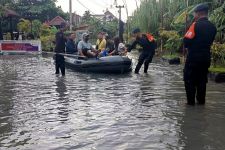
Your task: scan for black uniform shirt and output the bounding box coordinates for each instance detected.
[55,31,66,53]
[129,36,155,54]
[184,17,217,63]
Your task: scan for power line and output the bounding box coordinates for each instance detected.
[76,0,96,15]
[75,0,108,26]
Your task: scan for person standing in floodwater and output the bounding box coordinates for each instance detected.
[183,4,217,105]
[54,22,67,76]
[128,28,156,74]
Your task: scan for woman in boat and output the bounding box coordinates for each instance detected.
[96,32,106,52]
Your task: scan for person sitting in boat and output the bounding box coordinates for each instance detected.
[96,32,106,52]
[66,33,77,54]
[109,36,127,56]
[118,43,128,56]
[78,33,98,58]
[105,34,114,54]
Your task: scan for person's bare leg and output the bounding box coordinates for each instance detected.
[87,51,96,57]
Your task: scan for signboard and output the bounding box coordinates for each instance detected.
[0,40,41,54]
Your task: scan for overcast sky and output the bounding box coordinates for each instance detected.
[55,0,140,22]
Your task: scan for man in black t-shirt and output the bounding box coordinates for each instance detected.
[54,22,67,76]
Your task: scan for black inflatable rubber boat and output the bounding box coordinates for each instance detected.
[64,55,132,73]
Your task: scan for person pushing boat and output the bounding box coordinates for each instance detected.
[128,28,156,74]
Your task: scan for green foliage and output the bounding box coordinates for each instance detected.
[17,19,31,33]
[40,24,56,51]
[130,0,212,33]
[81,11,92,24]
[17,19,43,38]
[3,0,68,22]
[15,0,64,21]
[81,11,118,40]
[1,0,68,37]
[162,53,180,59]
[209,66,225,73]
[0,5,4,17]
[211,43,225,66]
[32,19,42,37]
[3,32,11,40]
[40,35,55,51]
[209,3,225,43]
[40,23,51,36]
[171,5,196,33]
[0,0,16,10]
[159,30,182,53]
[129,0,160,33]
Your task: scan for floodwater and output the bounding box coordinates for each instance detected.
[0,54,225,150]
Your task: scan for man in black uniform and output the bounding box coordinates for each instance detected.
[128,28,156,74]
[55,22,67,76]
[183,4,217,105]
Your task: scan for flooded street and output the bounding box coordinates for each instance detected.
[0,54,225,150]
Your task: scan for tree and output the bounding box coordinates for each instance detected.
[129,0,216,33]
[210,3,225,43]
[15,0,68,22]
[17,19,31,33]
[81,11,92,24]
[80,11,118,40]
[32,19,42,37]
[39,23,56,51]
[0,0,16,8]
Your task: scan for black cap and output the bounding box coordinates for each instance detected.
[132,28,141,34]
[194,4,209,13]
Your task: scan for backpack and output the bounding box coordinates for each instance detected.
[143,33,157,50]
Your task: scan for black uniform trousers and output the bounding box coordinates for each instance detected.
[183,62,209,105]
[55,54,65,76]
[135,52,154,73]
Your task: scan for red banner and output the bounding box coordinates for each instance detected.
[0,41,41,52]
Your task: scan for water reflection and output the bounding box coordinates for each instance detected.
[180,102,225,150]
[55,77,69,123]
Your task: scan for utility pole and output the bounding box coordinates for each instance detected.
[69,0,73,31]
[116,5,124,42]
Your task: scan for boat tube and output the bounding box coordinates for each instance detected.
[65,55,132,73]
